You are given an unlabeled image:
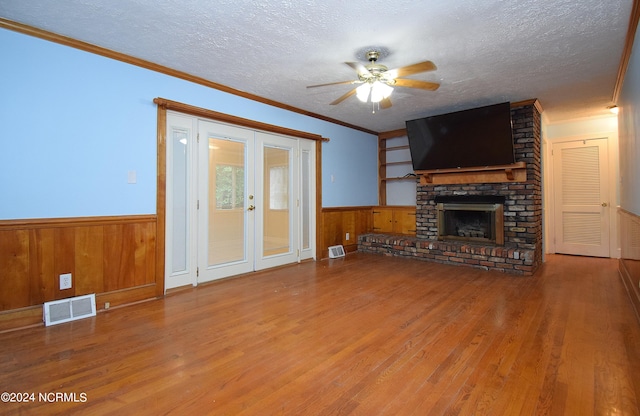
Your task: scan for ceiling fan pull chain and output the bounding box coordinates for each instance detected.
[372,101,379,114]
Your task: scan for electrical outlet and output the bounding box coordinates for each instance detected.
[346,232,350,241]
[60,273,72,290]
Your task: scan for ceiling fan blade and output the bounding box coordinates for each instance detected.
[388,60,437,78]
[330,88,357,105]
[307,80,356,88]
[380,97,392,109]
[393,78,440,91]
[345,61,371,77]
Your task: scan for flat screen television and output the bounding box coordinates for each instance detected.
[406,102,515,171]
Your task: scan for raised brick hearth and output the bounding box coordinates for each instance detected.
[358,235,537,274]
[359,101,543,276]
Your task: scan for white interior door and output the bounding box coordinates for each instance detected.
[553,138,610,257]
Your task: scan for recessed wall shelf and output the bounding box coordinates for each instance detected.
[381,161,413,167]
[378,129,414,205]
[385,145,410,151]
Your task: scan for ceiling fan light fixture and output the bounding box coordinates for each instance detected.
[356,83,371,102]
[370,81,393,103]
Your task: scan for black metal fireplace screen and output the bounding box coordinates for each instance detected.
[435,196,505,245]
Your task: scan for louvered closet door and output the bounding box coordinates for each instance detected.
[553,138,609,257]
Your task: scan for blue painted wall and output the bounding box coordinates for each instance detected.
[0,29,378,219]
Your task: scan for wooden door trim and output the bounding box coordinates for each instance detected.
[155,105,167,297]
[154,98,329,143]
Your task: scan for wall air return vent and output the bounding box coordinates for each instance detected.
[43,294,96,326]
[328,245,346,258]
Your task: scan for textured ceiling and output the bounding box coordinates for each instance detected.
[0,0,634,133]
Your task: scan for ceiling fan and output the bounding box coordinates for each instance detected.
[307,50,439,110]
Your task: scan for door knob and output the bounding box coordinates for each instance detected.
[601,202,608,207]
[247,205,255,211]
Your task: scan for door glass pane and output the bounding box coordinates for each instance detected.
[264,146,290,256]
[171,128,188,273]
[301,150,310,250]
[209,138,245,266]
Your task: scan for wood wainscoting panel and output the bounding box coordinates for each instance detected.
[104,223,135,291]
[28,228,56,305]
[103,221,157,291]
[320,206,416,259]
[619,208,640,323]
[53,227,76,300]
[0,215,160,331]
[75,225,105,295]
[0,229,30,310]
[136,222,157,287]
[321,207,374,258]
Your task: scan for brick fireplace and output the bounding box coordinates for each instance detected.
[359,101,543,275]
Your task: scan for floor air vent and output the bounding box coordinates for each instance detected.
[328,245,346,258]
[43,294,96,326]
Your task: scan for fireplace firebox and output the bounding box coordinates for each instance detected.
[435,196,505,245]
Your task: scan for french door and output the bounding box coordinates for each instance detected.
[165,113,315,290]
[552,138,610,257]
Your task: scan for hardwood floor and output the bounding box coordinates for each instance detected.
[1,253,639,415]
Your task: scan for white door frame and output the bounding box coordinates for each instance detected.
[164,111,317,290]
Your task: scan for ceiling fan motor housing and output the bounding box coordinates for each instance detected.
[366,50,380,62]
